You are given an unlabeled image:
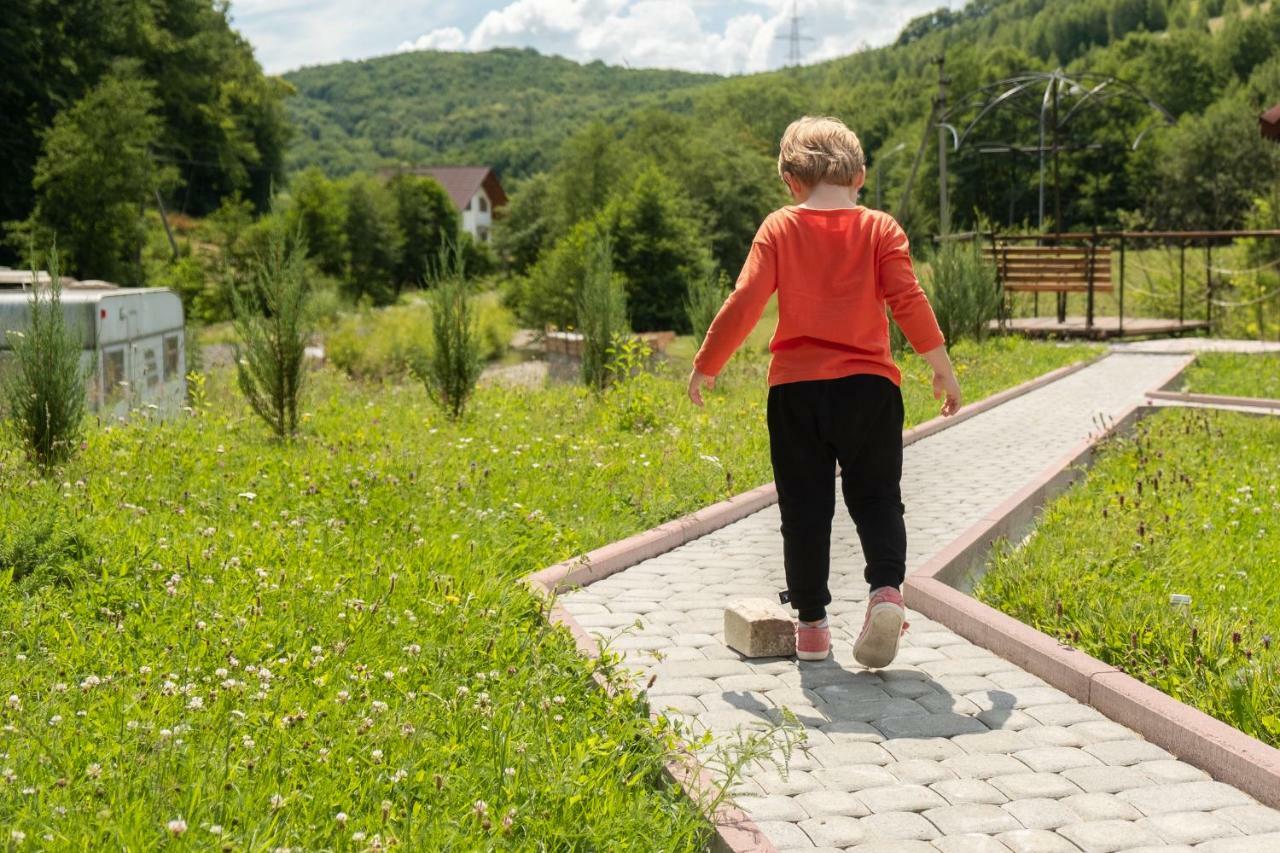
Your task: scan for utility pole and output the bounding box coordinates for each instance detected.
[935,54,950,237]
[777,1,813,67]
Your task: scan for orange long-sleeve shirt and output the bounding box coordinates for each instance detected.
[693,205,945,387]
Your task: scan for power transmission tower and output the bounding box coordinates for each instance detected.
[777,1,814,67]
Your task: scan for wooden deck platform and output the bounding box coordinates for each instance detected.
[991,315,1211,340]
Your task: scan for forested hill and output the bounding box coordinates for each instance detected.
[284,48,722,179]
[282,0,1280,233]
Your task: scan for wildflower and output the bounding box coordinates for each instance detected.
[11,830,25,843]
[335,812,348,827]
[336,690,350,704]
[371,749,383,763]
[187,696,204,711]
[1233,631,1242,646]
[391,769,407,784]
[271,793,285,811]
[167,819,187,836]
[372,700,388,714]
[86,764,102,780]
[209,825,223,836]
[6,695,19,710]
[504,767,515,778]
[473,800,488,818]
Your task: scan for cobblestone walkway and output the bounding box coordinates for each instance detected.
[561,352,1280,852]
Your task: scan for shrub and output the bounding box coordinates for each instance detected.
[577,234,628,390]
[414,244,483,420]
[1,248,91,468]
[0,513,94,593]
[685,269,729,349]
[231,227,311,439]
[924,240,1001,344]
[325,293,512,381]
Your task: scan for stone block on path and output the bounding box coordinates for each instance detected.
[724,598,795,658]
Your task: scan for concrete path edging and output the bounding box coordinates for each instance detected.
[1147,387,1280,412]
[903,352,1280,811]
[518,352,1108,852]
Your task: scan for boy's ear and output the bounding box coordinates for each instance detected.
[854,166,867,191]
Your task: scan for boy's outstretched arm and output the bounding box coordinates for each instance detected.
[879,219,963,416]
[688,240,777,406]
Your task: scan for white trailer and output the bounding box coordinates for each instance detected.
[0,272,186,419]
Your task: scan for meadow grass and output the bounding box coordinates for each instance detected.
[0,339,1093,848]
[975,407,1280,747]
[1182,352,1280,400]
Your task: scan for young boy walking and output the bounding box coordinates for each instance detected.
[688,116,962,669]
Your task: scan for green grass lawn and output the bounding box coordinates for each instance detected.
[975,407,1280,747]
[1182,352,1280,400]
[0,338,1094,848]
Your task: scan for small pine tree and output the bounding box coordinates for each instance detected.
[231,228,311,439]
[415,242,482,420]
[685,269,730,349]
[1,247,91,468]
[577,234,628,391]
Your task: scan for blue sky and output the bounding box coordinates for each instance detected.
[229,0,966,76]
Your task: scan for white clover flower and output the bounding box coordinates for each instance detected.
[187,696,204,711]
[209,825,222,836]
[167,819,187,836]
[86,763,102,779]
[270,793,285,811]
[371,749,383,763]
[335,812,348,826]
[10,829,25,843]
[48,715,62,727]
[6,695,19,710]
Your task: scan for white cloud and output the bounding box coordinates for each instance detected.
[396,0,963,75]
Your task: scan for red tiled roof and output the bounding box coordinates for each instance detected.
[1263,104,1280,142]
[387,166,507,211]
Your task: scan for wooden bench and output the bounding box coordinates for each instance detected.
[984,243,1111,325]
[984,244,1112,293]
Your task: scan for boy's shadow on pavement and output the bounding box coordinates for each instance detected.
[715,657,1017,759]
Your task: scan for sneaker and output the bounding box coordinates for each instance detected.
[853,587,909,669]
[796,619,831,662]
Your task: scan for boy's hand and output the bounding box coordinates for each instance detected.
[933,370,962,417]
[687,370,716,407]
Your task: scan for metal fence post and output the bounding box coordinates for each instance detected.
[1118,235,1126,336]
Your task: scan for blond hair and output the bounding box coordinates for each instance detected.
[777,116,865,187]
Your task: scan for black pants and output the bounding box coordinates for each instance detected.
[767,373,906,623]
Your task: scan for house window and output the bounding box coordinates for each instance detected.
[104,348,126,401]
[164,334,180,379]
[464,198,472,211]
[143,347,160,388]
[477,226,490,243]
[478,195,488,213]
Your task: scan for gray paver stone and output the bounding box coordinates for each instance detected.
[977,709,1039,731]
[994,829,1083,853]
[817,719,884,742]
[735,794,809,822]
[798,815,865,846]
[752,819,815,848]
[886,759,958,785]
[646,676,719,696]
[653,659,752,679]
[1018,726,1086,749]
[1214,805,1280,835]
[793,789,871,818]
[1000,798,1078,830]
[953,730,1038,755]
[1195,832,1280,852]
[1138,810,1242,845]
[799,742,889,768]
[1129,758,1208,783]
[1061,792,1142,822]
[1066,721,1138,744]
[1118,781,1254,816]
[1011,747,1100,773]
[1058,764,1152,793]
[876,713,987,739]
[1023,703,1104,726]
[924,804,1024,835]
[931,778,1008,805]
[1081,739,1173,766]
[931,835,1014,853]
[989,773,1082,801]
[941,753,1032,780]
[882,737,965,762]
[857,783,949,813]
[754,770,823,796]
[810,765,898,792]
[845,842,937,853]
[858,810,941,841]
[1057,818,1163,852]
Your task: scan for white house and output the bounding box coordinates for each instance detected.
[385,166,507,244]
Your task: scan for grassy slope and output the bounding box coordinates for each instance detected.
[1182,352,1280,399]
[975,407,1280,746]
[0,339,1094,847]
